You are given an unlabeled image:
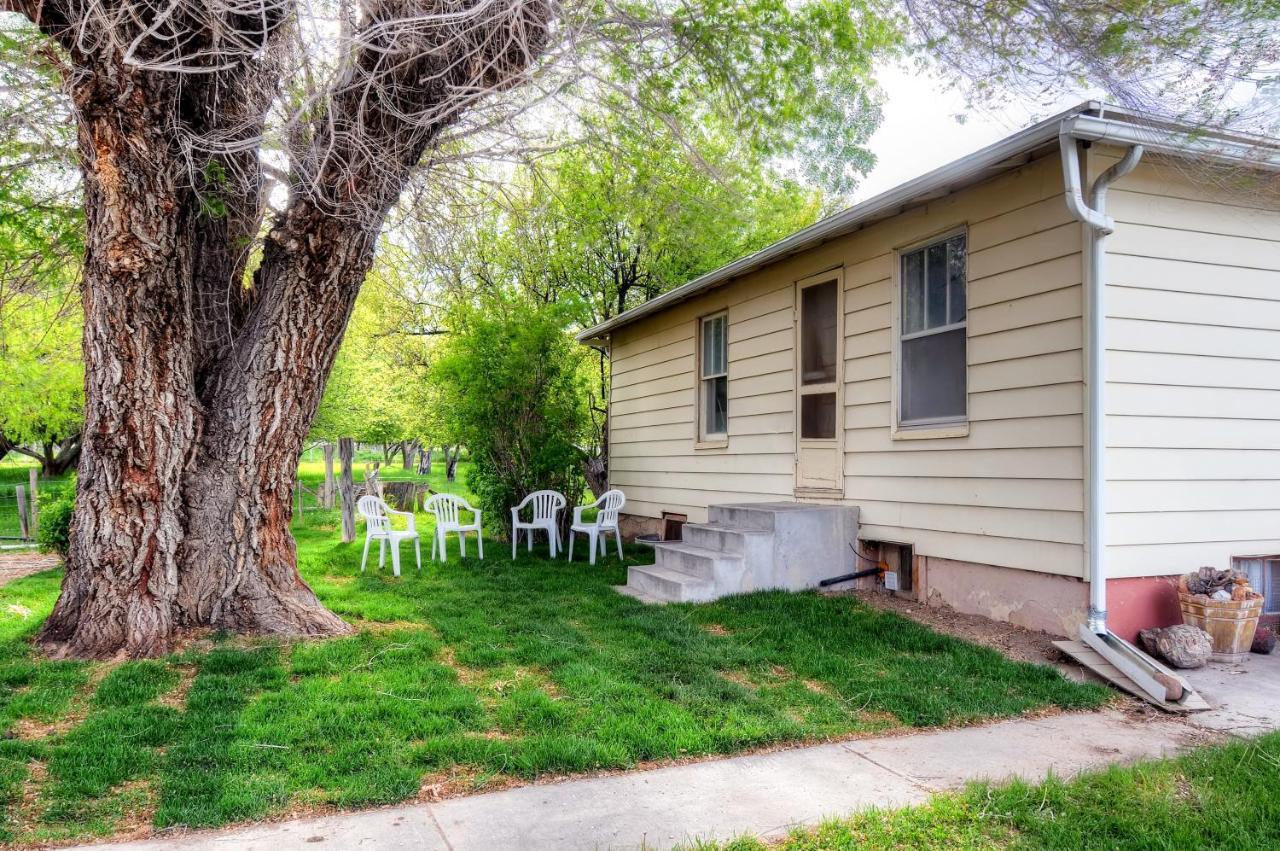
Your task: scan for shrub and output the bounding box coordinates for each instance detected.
[432,300,588,539]
[37,477,75,557]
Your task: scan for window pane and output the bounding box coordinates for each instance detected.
[702,315,726,377]
[800,281,838,385]
[704,375,728,435]
[800,392,836,439]
[926,242,947,329]
[901,327,966,423]
[948,235,967,323]
[901,251,924,334]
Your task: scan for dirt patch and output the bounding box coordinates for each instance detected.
[702,623,732,637]
[0,552,60,586]
[417,767,517,802]
[720,670,755,689]
[801,679,833,697]
[845,589,1071,666]
[158,665,197,711]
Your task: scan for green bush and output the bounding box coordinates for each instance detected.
[432,300,588,539]
[36,477,74,557]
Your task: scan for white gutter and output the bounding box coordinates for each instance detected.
[1058,121,1144,635]
[1057,119,1202,706]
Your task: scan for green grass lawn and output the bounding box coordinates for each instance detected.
[705,730,1280,850]
[0,502,1107,846]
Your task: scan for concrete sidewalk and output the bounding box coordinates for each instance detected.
[88,654,1279,851]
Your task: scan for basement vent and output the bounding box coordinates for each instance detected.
[662,512,688,542]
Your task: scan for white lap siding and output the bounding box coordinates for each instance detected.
[1100,151,1280,577]
[609,151,1090,577]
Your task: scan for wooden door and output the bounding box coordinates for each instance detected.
[794,270,844,493]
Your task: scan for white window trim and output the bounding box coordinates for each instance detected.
[697,310,729,447]
[891,226,970,440]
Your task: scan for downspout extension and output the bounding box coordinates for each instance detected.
[1059,122,1144,635]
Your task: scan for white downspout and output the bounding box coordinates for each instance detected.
[1059,124,1144,635]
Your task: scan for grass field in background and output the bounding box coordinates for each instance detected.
[0,495,1108,845]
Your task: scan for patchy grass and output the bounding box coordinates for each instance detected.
[704,731,1280,850]
[0,509,1106,845]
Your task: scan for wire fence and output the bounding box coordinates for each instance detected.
[0,486,36,542]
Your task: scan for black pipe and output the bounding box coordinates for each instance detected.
[818,566,882,587]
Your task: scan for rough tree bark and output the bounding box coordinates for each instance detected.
[10,0,553,658]
[323,443,336,509]
[339,438,356,543]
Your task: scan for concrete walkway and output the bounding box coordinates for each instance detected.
[89,654,1279,851]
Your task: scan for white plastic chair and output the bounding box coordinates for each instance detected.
[424,492,484,562]
[567,489,625,565]
[510,490,567,559]
[357,495,420,577]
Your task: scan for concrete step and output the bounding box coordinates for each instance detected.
[626,564,718,603]
[612,584,668,605]
[707,503,786,532]
[680,522,769,555]
[654,541,744,581]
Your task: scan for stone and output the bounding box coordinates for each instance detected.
[1252,626,1276,655]
[1139,624,1213,669]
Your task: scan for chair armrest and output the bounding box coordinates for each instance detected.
[389,509,416,533]
[572,505,586,524]
[472,509,482,528]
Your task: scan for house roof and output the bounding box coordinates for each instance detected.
[576,100,1280,345]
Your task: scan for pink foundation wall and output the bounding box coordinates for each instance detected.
[1101,576,1183,642]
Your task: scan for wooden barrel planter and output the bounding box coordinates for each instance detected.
[1179,593,1263,663]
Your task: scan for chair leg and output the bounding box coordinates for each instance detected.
[477,532,483,560]
[378,539,386,569]
[415,537,421,571]
[512,530,517,561]
[587,530,598,566]
[567,530,575,562]
[615,528,624,559]
[438,531,447,563]
[361,536,371,572]
[391,541,401,577]
[460,531,466,558]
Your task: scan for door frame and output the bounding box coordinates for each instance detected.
[793,267,845,496]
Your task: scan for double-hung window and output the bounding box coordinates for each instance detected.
[898,232,967,427]
[699,312,728,441]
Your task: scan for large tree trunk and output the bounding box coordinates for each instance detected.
[38,66,198,658]
[17,0,553,659]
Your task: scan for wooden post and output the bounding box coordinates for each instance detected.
[322,442,335,509]
[27,469,38,535]
[339,437,356,543]
[15,486,29,540]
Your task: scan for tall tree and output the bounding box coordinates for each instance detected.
[0,0,899,658]
[426,115,826,493]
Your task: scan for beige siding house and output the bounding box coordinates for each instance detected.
[581,103,1280,639]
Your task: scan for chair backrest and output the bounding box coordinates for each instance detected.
[357,495,392,534]
[597,489,625,527]
[522,490,566,522]
[425,492,469,526]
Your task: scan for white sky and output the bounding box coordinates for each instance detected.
[852,64,1098,202]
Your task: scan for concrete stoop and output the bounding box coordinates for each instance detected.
[619,502,859,603]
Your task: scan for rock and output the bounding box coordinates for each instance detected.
[1252,626,1276,655]
[1210,589,1232,601]
[1138,625,1213,669]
